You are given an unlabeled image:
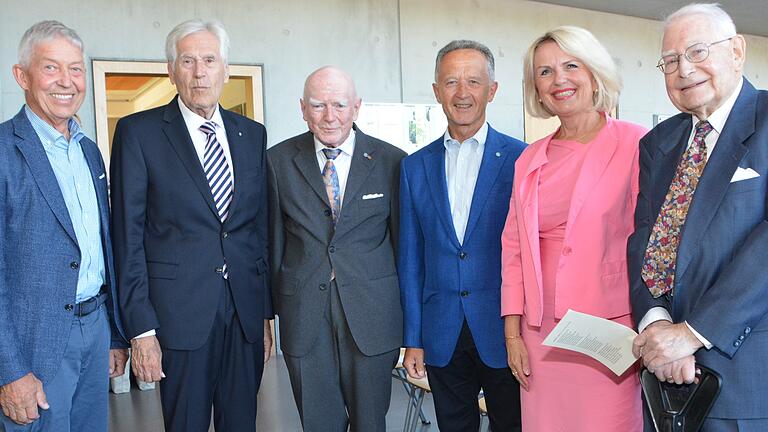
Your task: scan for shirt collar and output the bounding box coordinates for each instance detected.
[443,122,488,150]
[24,105,84,150]
[314,129,356,157]
[693,76,743,134]
[178,97,225,133]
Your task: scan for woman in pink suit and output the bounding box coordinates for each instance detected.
[501,26,647,431]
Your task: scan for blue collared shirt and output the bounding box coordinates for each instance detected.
[25,106,105,303]
[443,122,488,244]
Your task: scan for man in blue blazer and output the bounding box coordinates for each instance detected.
[0,21,127,431]
[630,4,768,430]
[399,40,525,432]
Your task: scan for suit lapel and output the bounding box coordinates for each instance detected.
[80,138,110,239]
[221,110,246,221]
[292,133,330,206]
[563,116,619,241]
[676,82,756,284]
[12,111,78,245]
[424,140,461,248]
[341,129,376,210]
[161,99,220,218]
[463,127,508,241]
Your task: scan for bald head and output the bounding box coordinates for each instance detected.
[300,66,362,148]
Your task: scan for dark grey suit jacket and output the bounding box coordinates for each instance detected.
[268,126,405,357]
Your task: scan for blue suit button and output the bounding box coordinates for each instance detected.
[70,261,79,270]
[319,283,327,291]
[459,252,467,260]
[734,340,741,347]
[64,304,74,311]
[460,291,469,297]
[745,327,752,334]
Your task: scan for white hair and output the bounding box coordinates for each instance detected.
[165,19,230,69]
[18,20,84,68]
[665,3,737,37]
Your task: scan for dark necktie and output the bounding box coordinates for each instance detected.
[642,120,713,297]
[322,148,342,225]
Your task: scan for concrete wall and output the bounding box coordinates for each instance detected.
[3,0,768,147]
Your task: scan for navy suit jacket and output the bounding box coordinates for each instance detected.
[110,97,271,350]
[0,108,126,387]
[629,79,768,418]
[399,125,526,368]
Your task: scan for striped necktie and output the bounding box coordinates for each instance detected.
[642,120,713,298]
[200,121,234,222]
[200,121,233,279]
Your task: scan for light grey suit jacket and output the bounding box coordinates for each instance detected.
[267,126,405,357]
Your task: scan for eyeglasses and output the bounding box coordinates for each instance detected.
[656,37,734,74]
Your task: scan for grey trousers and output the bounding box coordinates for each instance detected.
[283,280,398,432]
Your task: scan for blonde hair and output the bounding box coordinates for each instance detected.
[523,26,621,119]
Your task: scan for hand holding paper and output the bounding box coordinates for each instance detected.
[542,309,639,375]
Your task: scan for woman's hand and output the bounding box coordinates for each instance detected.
[506,336,531,391]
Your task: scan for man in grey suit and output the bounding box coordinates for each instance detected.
[0,21,127,431]
[268,66,405,432]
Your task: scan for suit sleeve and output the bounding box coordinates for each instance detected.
[110,119,160,339]
[267,151,284,314]
[686,219,768,357]
[500,189,525,317]
[0,178,30,386]
[397,159,424,348]
[259,129,273,319]
[628,133,671,329]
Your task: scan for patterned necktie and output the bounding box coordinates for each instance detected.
[322,148,342,225]
[642,120,713,298]
[200,121,233,279]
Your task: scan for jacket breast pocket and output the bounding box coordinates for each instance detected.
[147,261,178,280]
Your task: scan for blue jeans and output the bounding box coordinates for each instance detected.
[1,305,110,432]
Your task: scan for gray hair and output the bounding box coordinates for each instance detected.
[523,26,621,119]
[434,40,495,82]
[165,19,230,69]
[18,20,84,68]
[664,3,737,37]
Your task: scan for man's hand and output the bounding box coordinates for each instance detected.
[263,320,273,364]
[403,348,426,379]
[647,355,698,385]
[633,321,703,371]
[109,348,129,378]
[0,373,48,425]
[131,335,164,383]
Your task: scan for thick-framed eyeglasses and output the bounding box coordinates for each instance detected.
[656,36,735,74]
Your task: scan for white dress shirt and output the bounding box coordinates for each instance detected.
[314,130,356,209]
[638,78,744,349]
[134,99,235,340]
[444,122,488,244]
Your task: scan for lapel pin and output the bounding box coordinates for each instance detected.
[238,132,243,136]
[495,152,501,157]
[363,152,373,160]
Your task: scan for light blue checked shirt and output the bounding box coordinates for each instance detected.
[25,106,105,303]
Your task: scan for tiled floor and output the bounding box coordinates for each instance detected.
[108,355,439,431]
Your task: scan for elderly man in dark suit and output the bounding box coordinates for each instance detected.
[268,66,405,432]
[0,21,127,432]
[110,19,272,432]
[630,4,768,430]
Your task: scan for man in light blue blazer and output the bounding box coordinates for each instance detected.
[0,21,127,432]
[399,40,525,432]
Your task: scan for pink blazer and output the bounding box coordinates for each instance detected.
[501,116,648,326]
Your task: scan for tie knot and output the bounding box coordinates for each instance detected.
[695,120,713,139]
[322,148,342,160]
[200,121,217,136]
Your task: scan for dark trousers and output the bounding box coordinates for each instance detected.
[159,281,264,432]
[426,321,521,432]
[283,280,399,432]
[1,305,110,432]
